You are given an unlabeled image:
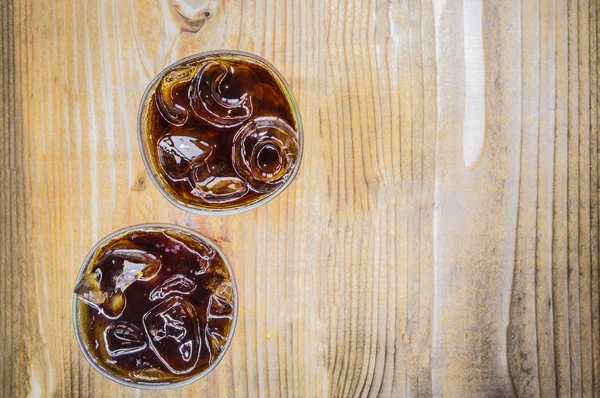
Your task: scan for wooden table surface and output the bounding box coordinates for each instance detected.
[1,0,600,396]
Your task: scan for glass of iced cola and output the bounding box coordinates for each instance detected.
[72,223,237,388]
[138,50,303,214]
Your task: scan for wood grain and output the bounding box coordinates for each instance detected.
[0,0,599,396]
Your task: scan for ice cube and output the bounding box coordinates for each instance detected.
[108,245,162,284]
[190,163,248,203]
[214,280,233,300]
[158,135,212,181]
[207,281,234,320]
[155,66,197,126]
[115,262,146,291]
[232,116,299,192]
[149,274,197,301]
[104,321,147,357]
[103,292,126,319]
[143,296,201,374]
[74,269,105,304]
[204,281,234,364]
[74,269,126,319]
[75,243,161,319]
[189,61,256,128]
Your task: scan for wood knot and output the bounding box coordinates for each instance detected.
[169,0,219,33]
[132,174,147,191]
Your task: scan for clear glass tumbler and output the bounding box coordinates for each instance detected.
[138,50,304,215]
[72,223,238,389]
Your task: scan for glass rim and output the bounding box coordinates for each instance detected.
[72,222,239,390]
[137,49,304,215]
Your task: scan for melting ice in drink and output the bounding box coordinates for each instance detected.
[74,228,235,384]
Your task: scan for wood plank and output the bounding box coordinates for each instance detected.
[1,0,599,396]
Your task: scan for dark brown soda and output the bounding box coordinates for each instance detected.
[143,53,300,209]
[74,228,235,384]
